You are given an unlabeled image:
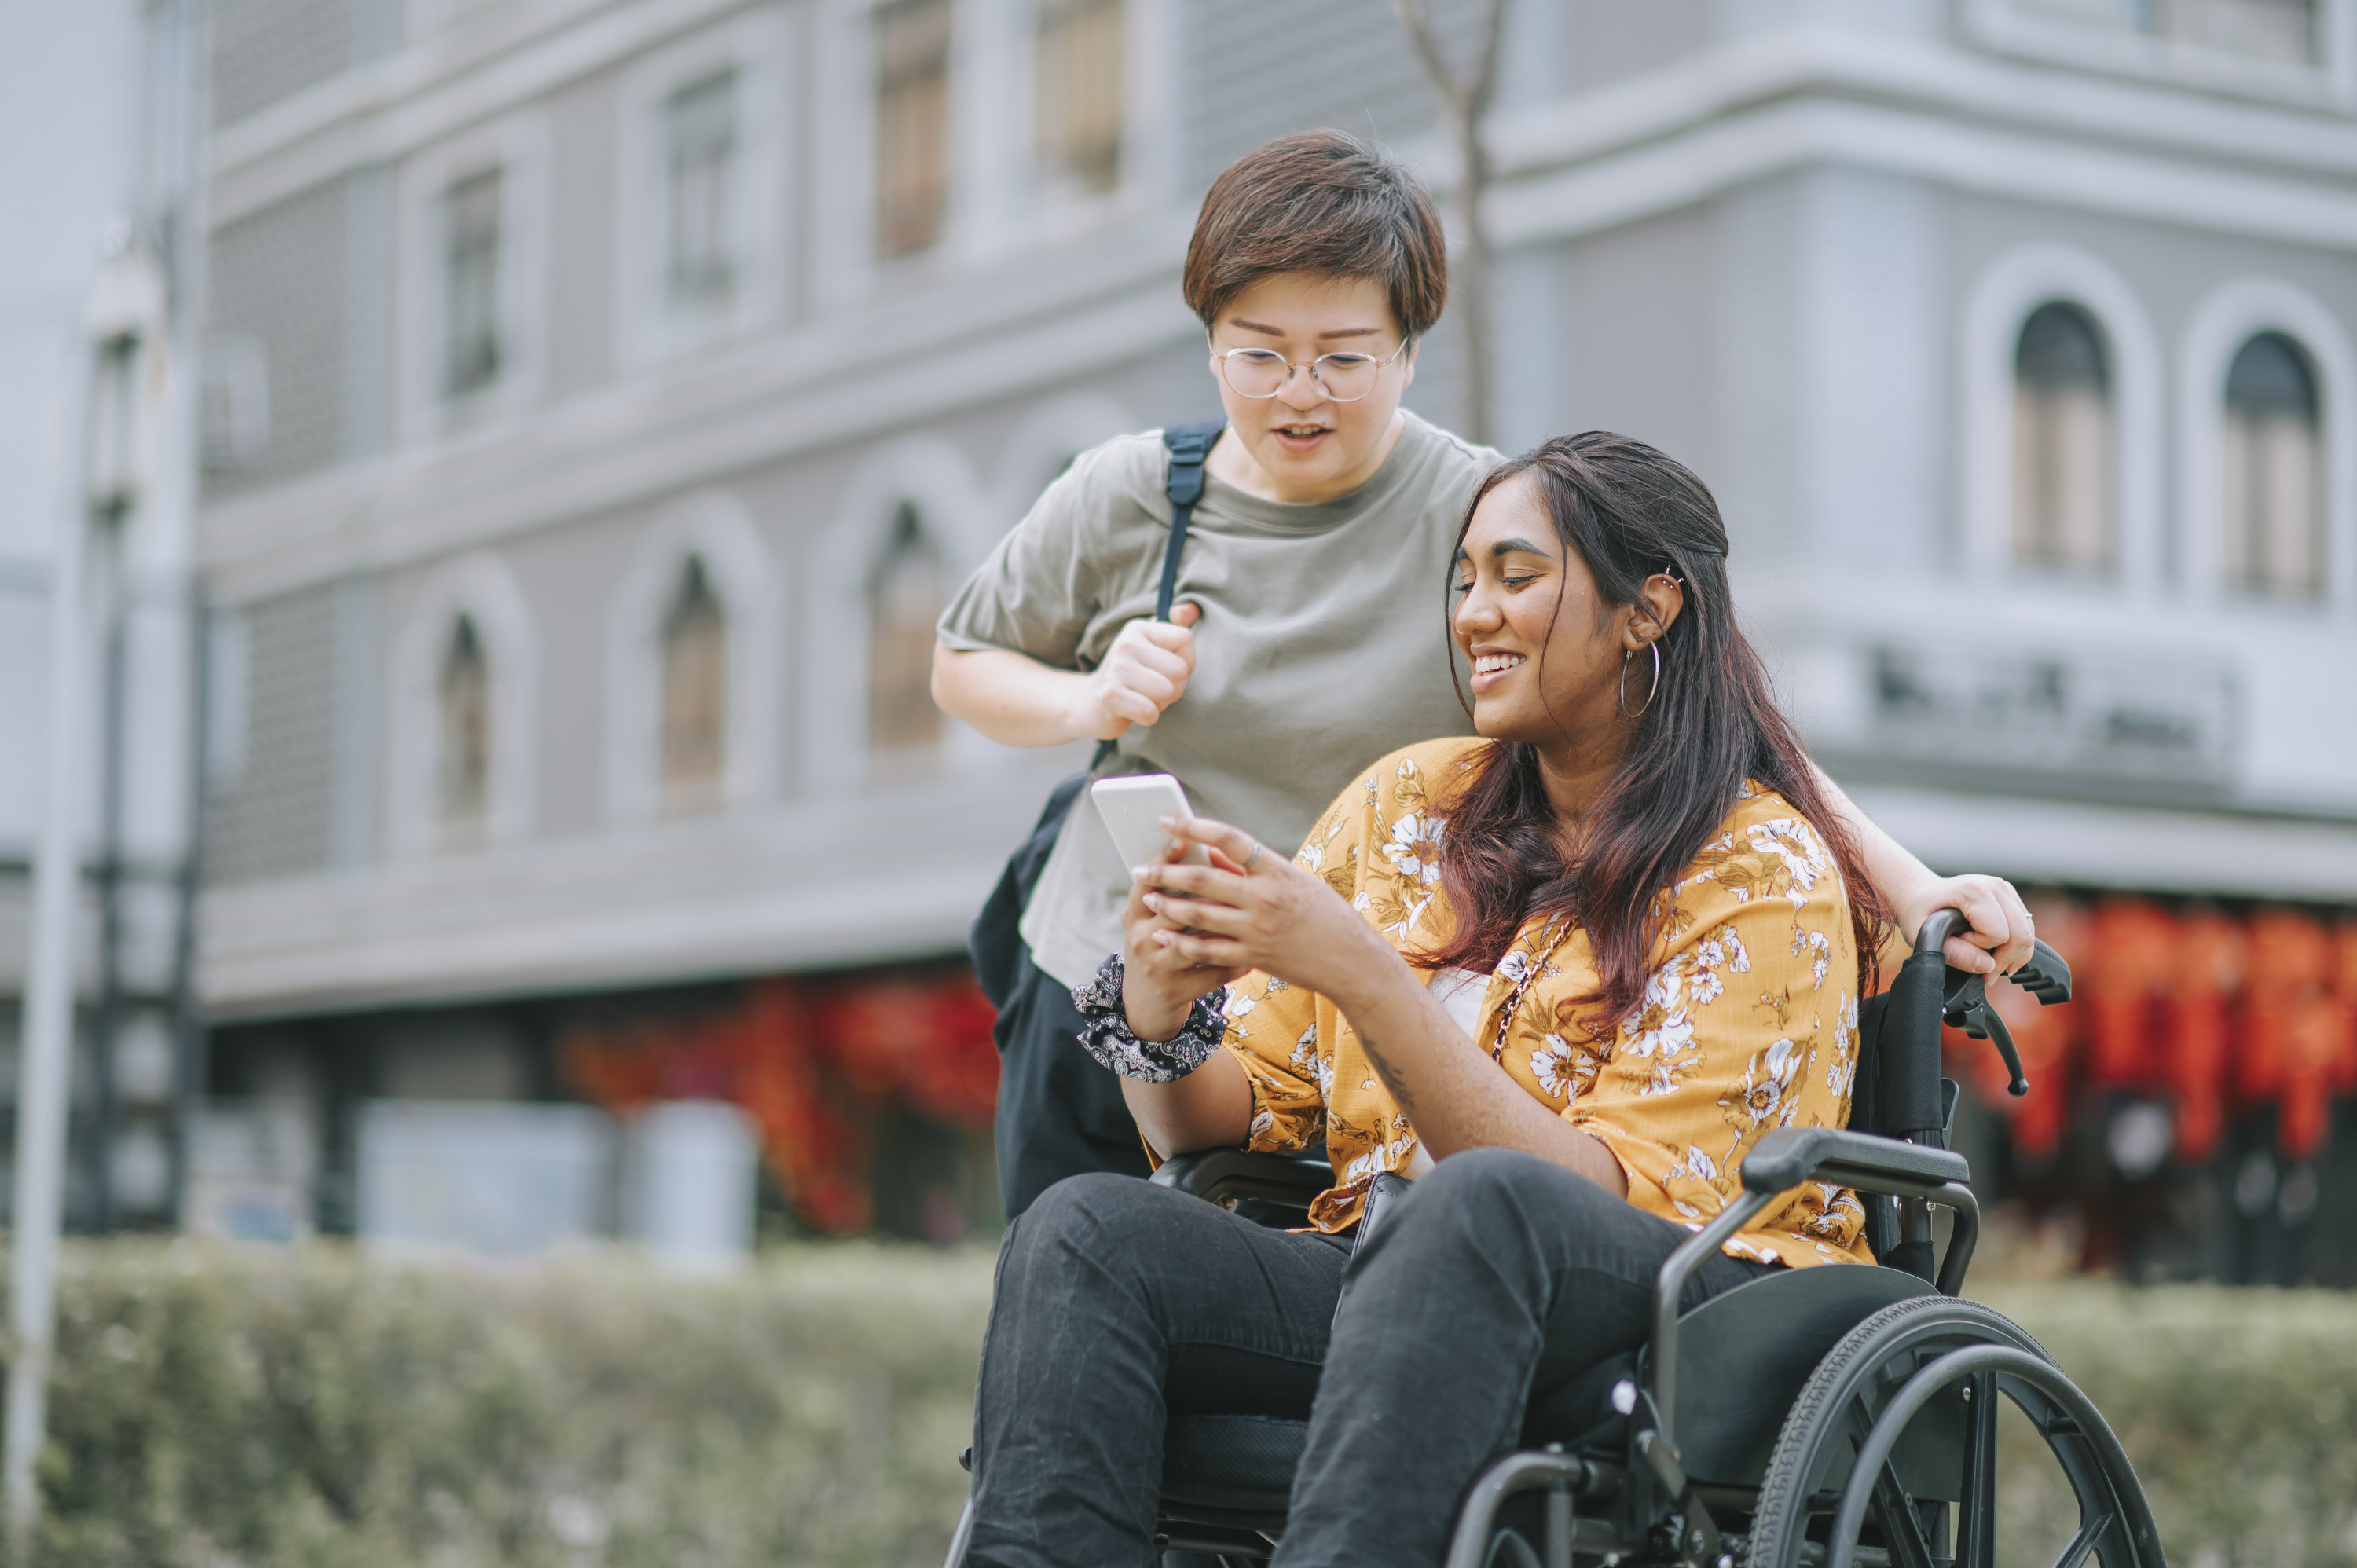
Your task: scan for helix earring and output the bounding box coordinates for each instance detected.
[1618,643,1662,719]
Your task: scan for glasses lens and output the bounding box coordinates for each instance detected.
[1220,350,1288,398]
[1314,354,1380,403]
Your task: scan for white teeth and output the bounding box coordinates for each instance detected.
[1474,654,1525,675]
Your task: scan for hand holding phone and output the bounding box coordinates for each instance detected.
[1091,774,1209,871]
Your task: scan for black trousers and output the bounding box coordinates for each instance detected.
[992,943,1153,1219]
[968,1148,1771,1568]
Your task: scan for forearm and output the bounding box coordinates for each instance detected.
[1813,761,1931,911]
[1121,1049,1254,1159]
[1326,962,1627,1196]
[930,644,1092,747]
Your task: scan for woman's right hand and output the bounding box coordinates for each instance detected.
[1120,834,1248,1043]
[1076,605,1201,740]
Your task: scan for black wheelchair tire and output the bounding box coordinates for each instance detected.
[1744,1295,2161,1568]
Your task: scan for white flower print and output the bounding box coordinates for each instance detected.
[1747,818,1831,909]
[1342,1136,1417,1185]
[1382,811,1448,887]
[1791,927,1831,990]
[1496,949,1533,987]
[1663,1144,1725,1219]
[1529,1034,1598,1105]
[1725,1036,1808,1132]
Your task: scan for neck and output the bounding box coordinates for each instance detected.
[1531,721,1629,855]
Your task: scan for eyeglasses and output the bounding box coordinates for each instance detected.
[1209,339,1410,404]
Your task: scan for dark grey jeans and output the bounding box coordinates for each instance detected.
[966,1146,1770,1568]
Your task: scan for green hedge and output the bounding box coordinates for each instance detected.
[9,1244,2356,1567]
[20,1241,988,1568]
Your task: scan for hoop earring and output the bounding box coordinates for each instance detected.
[1618,643,1662,719]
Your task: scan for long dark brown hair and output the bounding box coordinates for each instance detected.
[1423,432,1889,1031]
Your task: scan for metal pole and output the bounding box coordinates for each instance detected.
[90,517,130,1235]
[6,405,93,1543]
[167,600,211,1229]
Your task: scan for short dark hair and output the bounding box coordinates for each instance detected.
[1182,130,1448,341]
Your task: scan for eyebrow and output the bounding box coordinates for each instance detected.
[1228,317,1386,342]
[1452,537,1556,565]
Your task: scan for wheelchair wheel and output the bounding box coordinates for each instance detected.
[1745,1295,2161,1568]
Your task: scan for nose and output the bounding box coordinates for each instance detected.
[1453,579,1500,641]
[1275,364,1328,412]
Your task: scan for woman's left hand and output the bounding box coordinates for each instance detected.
[1134,815,1391,998]
[1893,872,2036,976]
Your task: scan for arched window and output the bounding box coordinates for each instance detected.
[438,614,491,831]
[2222,332,2322,599]
[869,500,944,762]
[2012,301,2114,573]
[660,554,728,808]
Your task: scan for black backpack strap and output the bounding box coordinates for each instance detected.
[1091,416,1227,769]
[1154,416,1224,620]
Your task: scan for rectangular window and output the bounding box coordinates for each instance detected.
[1036,0,1122,198]
[443,168,503,399]
[875,0,951,260]
[666,69,739,317]
[2008,0,2319,65]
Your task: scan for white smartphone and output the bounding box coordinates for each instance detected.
[1091,774,1211,870]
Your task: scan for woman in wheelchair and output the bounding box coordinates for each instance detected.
[963,433,2032,1568]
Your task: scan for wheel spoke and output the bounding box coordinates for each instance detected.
[2047,1511,2114,1568]
[1870,1462,1938,1568]
[1954,1372,1997,1568]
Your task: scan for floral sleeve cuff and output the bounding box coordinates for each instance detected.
[1070,954,1230,1083]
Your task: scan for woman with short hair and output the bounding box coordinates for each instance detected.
[966,433,1904,1568]
[935,130,2032,1221]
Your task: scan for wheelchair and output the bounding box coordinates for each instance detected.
[949,912,2162,1568]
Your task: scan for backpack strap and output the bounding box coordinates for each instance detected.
[1154,417,1225,621]
[1091,416,1228,770]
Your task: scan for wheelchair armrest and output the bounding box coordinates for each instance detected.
[1741,1127,1969,1200]
[1149,1148,1333,1208]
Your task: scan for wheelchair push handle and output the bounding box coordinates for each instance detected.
[1913,908,2072,1099]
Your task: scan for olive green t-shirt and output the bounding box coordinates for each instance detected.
[938,412,1501,989]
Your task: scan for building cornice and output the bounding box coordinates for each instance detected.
[1488,24,2357,191]
[1487,93,2357,255]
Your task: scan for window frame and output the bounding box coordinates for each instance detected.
[2176,277,2357,620]
[613,10,792,369]
[1959,243,2166,595]
[603,489,780,826]
[398,110,551,441]
[388,551,540,857]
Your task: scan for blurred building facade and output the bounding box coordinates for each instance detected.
[188,0,2357,1266]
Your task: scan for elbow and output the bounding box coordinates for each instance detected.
[928,641,965,720]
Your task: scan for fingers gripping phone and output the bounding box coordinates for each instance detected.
[1091,774,1210,871]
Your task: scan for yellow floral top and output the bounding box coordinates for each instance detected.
[1219,737,1874,1270]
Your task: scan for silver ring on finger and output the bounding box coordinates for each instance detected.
[1244,841,1264,870]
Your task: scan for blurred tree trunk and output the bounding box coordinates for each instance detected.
[1391,0,1506,448]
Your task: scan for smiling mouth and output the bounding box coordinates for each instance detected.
[1473,653,1526,676]
[1274,423,1329,441]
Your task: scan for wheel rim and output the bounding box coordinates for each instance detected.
[1746,1298,2159,1568]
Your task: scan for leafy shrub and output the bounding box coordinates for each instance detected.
[9,1244,2355,1567]
[17,1240,989,1568]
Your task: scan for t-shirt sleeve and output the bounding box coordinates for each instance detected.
[1562,810,1868,1256]
[935,444,1121,669]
